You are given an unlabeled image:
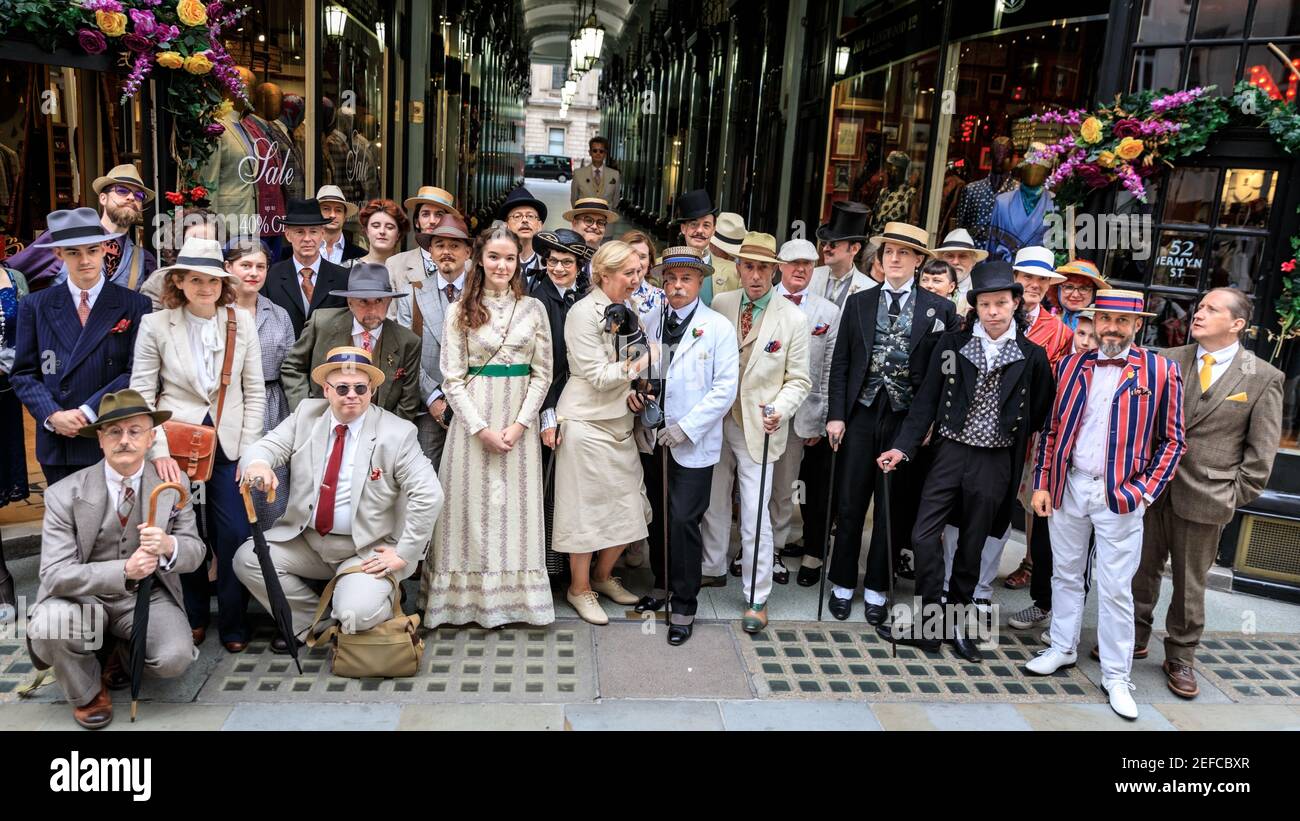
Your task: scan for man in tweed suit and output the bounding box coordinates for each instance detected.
[1132,288,1283,699]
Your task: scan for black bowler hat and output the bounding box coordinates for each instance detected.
[815,201,870,243]
[965,260,1024,301]
[672,189,718,224]
[534,229,595,262]
[497,186,548,224]
[281,198,331,227]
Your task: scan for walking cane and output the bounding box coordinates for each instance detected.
[815,447,838,622]
[880,468,899,658]
[660,442,671,641]
[748,406,775,617]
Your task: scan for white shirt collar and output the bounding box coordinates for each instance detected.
[67,274,106,303]
[973,321,1017,345]
[329,409,368,437]
[670,297,699,321]
[439,271,466,292]
[1196,340,1239,363]
[883,279,914,296]
[351,319,383,340]
[104,460,144,494]
[293,254,322,276]
[775,282,808,300]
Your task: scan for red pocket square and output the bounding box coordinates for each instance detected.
[110,319,131,334]
[369,468,383,481]
[811,323,830,336]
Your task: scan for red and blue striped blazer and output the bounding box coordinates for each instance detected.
[1033,346,1185,514]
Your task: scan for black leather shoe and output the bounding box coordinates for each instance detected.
[796,566,820,587]
[779,543,804,558]
[271,636,305,655]
[864,603,887,626]
[896,552,915,580]
[876,623,941,652]
[773,558,789,585]
[634,595,666,613]
[828,595,852,621]
[729,556,742,577]
[700,574,727,588]
[667,623,693,646]
[948,634,984,663]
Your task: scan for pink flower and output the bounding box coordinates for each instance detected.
[128,8,157,34]
[1149,85,1213,114]
[205,121,226,136]
[1282,260,1296,273]
[77,28,108,54]
[1111,118,1142,138]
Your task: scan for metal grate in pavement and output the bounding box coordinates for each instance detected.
[737,624,1102,703]
[1192,634,1300,703]
[195,623,597,703]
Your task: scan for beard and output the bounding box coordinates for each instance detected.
[106,202,143,228]
[1099,335,1131,357]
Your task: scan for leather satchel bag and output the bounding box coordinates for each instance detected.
[162,312,237,482]
[305,567,424,678]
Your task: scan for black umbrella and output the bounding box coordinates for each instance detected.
[240,483,302,674]
[815,449,838,622]
[130,481,189,722]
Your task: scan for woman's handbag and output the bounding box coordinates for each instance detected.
[305,566,424,678]
[161,313,237,482]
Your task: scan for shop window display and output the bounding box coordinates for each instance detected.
[319,1,387,209]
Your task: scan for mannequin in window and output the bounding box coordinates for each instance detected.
[955,136,1017,248]
[199,67,286,238]
[986,144,1055,263]
[255,81,304,202]
[869,151,916,235]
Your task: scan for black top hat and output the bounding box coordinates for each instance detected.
[498,186,548,224]
[672,189,718,224]
[816,201,870,243]
[534,229,595,262]
[965,260,1024,302]
[281,198,331,227]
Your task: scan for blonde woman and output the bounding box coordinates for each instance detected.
[552,241,652,624]
[131,236,265,653]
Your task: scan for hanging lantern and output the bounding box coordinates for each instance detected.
[325,4,347,39]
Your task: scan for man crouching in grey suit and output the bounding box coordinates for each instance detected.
[236,345,442,653]
[27,389,204,730]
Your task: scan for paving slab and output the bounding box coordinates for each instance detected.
[1152,703,1300,731]
[221,703,402,731]
[398,703,565,731]
[1016,702,1176,731]
[564,699,724,731]
[871,702,1033,731]
[720,700,883,731]
[593,622,751,699]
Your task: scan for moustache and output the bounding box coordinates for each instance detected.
[113,445,136,454]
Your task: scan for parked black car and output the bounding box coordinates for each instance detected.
[525,154,573,182]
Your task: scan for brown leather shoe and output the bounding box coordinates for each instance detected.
[1090,643,1148,661]
[191,627,207,646]
[1163,659,1199,698]
[101,645,130,691]
[73,686,114,730]
[223,641,248,654]
[1003,560,1032,589]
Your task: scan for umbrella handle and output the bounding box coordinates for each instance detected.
[239,481,277,524]
[146,482,189,529]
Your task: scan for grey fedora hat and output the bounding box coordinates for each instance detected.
[329,262,407,299]
[32,207,122,248]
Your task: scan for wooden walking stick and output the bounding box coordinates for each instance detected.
[130,481,189,722]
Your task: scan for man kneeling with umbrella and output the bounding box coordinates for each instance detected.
[235,346,442,653]
[27,390,204,729]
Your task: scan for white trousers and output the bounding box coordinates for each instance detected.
[1047,470,1146,682]
[702,417,775,605]
[942,524,1008,600]
[768,435,806,551]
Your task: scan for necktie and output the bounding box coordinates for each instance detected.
[784,293,803,306]
[361,329,373,352]
[1199,353,1215,393]
[563,289,577,308]
[300,269,315,306]
[741,301,754,339]
[77,290,91,326]
[887,290,902,319]
[315,424,348,536]
[117,484,135,527]
[667,311,682,334]
[1095,358,1126,367]
[445,283,459,303]
[594,168,602,190]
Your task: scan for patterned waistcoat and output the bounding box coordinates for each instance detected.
[941,334,1023,448]
[860,292,915,412]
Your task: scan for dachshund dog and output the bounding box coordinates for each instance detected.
[602,303,663,427]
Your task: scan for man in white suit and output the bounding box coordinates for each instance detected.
[767,240,842,588]
[570,135,620,207]
[385,185,462,312]
[701,232,811,632]
[393,213,473,467]
[629,247,739,646]
[236,346,442,651]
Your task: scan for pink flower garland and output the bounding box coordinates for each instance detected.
[1148,85,1213,114]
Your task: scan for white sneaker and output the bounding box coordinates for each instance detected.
[1039,629,1051,645]
[1025,647,1077,676]
[1104,678,1139,720]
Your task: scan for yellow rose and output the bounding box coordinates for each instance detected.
[177,0,208,27]
[1079,116,1103,145]
[1097,150,1116,168]
[156,51,184,70]
[1116,136,1144,161]
[183,52,214,75]
[96,10,128,37]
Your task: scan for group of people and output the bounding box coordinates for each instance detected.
[0,144,1283,728]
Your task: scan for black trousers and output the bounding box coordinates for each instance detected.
[642,447,713,621]
[795,437,836,562]
[40,463,96,486]
[912,438,1012,610]
[181,443,251,642]
[1029,511,1053,611]
[828,394,912,593]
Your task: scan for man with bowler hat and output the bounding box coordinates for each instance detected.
[500,187,549,284]
[263,198,350,336]
[810,201,875,310]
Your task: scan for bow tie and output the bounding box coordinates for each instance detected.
[783,293,803,306]
[1094,358,1126,367]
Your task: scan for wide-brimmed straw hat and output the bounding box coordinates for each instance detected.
[316,185,359,220]
[311,346,386,387]
[1056,258,1109,290]
[150,237,232,280]
[403,186,461,219]
[931,228,989,261]
[1091,289,1156,317]
[563,197,620,224]
[869,222,931,256]
[650,245,713,278]
[92,163,155,205]
[733,232,782,264]
[1011,246,1066,283]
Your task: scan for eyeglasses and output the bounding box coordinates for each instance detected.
[818,240,840,249]
[577,216,608,229]
[1059,284,1096,295]
[109,185,147,202]
[546,257,577,270]
[327,383,370,396]
[508,211,540,222]
[101,426,150,441]
[590,147,607,155]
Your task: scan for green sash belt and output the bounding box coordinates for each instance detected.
[467,363,531,377]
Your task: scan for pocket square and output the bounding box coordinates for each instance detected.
[811,322,830,336]
[931,318,945,333]
[1227,392,1248,402]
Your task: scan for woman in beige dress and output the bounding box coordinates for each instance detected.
[420,225,555,628]
[553,241,652,624]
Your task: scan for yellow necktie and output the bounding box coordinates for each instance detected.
[1199,353,1215,393]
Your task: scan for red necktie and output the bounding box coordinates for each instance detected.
[77,290,91,326]
[361,329,373,352]
[741,302,754,339]
[784,293,803,306]
[1095,358,1125,367]
[445,283,459,303]
[315,424,348,536]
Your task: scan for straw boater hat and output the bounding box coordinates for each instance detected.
[931,228,989,261]
[778,239,819,263]
[329,262,407,299]
[150,237,232,280]
[1011,246,1067,282]
[315,184,359,220]
[733,232,782,264]
[650,245,713,278]
[711,212,746,256]
[1091,289,1156,317]
[403,186,461,219]
[415,213,472,251]
[77,389,171,438]
[534,229,597,262]
[92,163,155,205]
[1056,258,1109,290]
[311,346,386,387]
[562,196,620,224]
[869,221,932,256]
[31,207,121,248]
